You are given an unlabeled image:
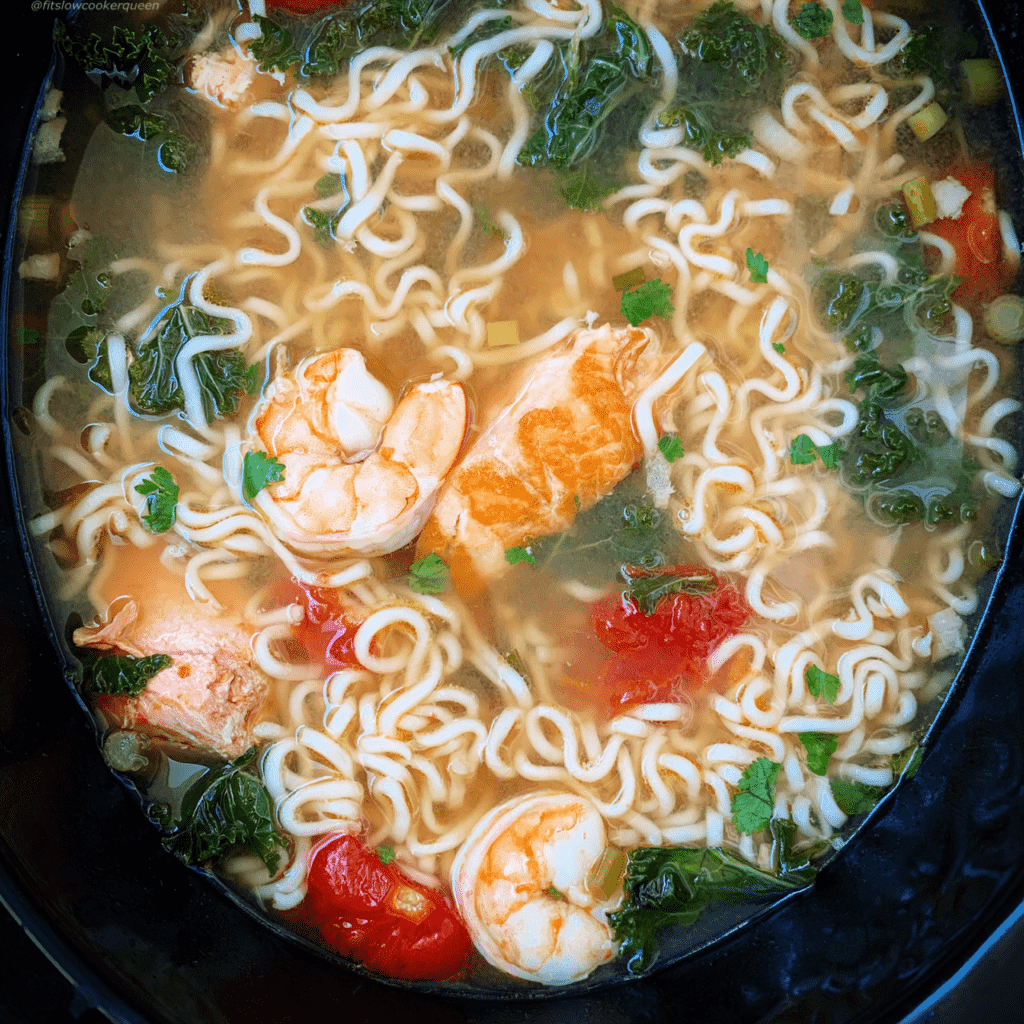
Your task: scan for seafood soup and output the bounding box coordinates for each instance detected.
[9,0,1023,991]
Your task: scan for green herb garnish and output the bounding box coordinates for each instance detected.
[731,757,781,834]
[841,0,864,24]
[657,435,685,463]
[746,248,769,283]
[830,777,886,816]
[791,2,833,39]
[504,545,537,566]
[135,466,179,534]
[408,553,450,594]
[621,279,674,327]
[80,651,172,698]
[624,565,716,617]
[376,844,396,865]
[798,732,838,776]
[243,451,285,502]
[790,434,840,468]
[805,665,840,704]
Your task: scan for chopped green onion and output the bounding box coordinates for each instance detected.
[587,847,627,899]
[902,176,937,228]
[983,294,1024,343]
[907,102,948,142]
[613,267,645,292]
[962,59,1003,106]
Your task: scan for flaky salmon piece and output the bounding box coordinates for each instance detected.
[417,324,657,593]
[74,599,270,761]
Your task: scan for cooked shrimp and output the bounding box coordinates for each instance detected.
[249,349,468,558]
[417,324,658,593]
[450,791,620,986]
[187,46,255,108]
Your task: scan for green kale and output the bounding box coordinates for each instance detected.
[559,164,623,211]
[251,15,301,73]
[517,8,650,171]
[731,757,781,834]
[105,105,193,174]
[680,1,788,101]
[623,565,716,617]
[525,475,676,586]
[621,279,675,326]
[770,816,829,877]
[894,21,978,96]
[830,777,886,816]
[135,466,179,534]
[65,325,113,392]
[161,748,288,874]
[656,103,750,165]
[813,272,867,332]
[303,207,342,245]
[844,350,909,399]
[798,732,838,776]
[790,2,833,40]
[609,844,813,974]
[746,248,769,283]
[56,22,177,103]
[80,650,172,698]
[408,553,450,594]
[843,399,921,486]
[243,451,286,502]
[657,435,685,463]
[805,664,839,704]
[128,302,251,421]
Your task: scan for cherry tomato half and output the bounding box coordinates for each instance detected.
[289,581,363,668]
[590,566,750,713]
[302,834,473,980]
[927,163,1012,304]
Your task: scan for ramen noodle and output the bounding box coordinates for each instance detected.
[9,0,1023,990]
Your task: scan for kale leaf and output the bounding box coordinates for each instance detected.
[129,302,252,421]
[80,650,172,698]
[893,21,978,97]
[56,22,177,103]
[609,845,813,973]
[830,777,886,816]
[65,325,113,392]
[623,565,716,617]
[791,2,833,40]
[105,105,193,175]
[251,15,302,73]
[161,748,288,874]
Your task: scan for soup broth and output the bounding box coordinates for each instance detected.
[9,0,1023,992]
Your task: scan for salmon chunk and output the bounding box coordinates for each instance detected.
[417,324,657,592]
[74,599,269,761]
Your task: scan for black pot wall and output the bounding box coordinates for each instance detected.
[3,4,1024,1023]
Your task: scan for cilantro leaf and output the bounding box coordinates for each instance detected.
[621,279,674,327]
[504,545,537,566]
[772,342,785,355]
[731,757,781,834]
[657,435,685,463]
[547,885,564,899]
[798,732,838,776]
[135,466,179,534]
[80,650,171,698]
[746,248,769,284]
[623,565,717,617]
[609,845,812,974]
[841,0,864,24]
[376,844,396,865]
[791,2,833,39]
[243,450,285,502]
[830,777,885,816]
[805,664,839,704]
[408,553,450,594]
[790,434,840,468]
[161,748,287,874]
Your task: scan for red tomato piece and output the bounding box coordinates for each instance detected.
[291,583,363,668]
[590,566,750,713]
[266,0,347,14]
[302,834,473,980]
[927,163,1011,304]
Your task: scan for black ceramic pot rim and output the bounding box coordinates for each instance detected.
[2,3,1024,1021]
